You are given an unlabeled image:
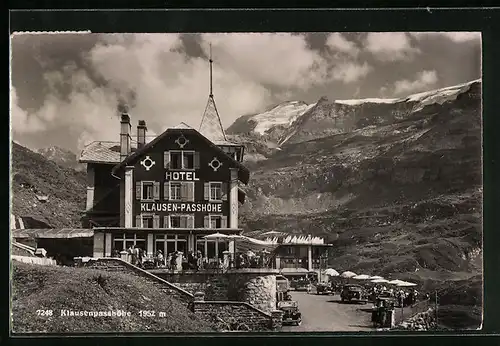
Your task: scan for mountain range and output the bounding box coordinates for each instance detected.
[10,79,483,329]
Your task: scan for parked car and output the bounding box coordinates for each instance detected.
[291,279,312,292]
[341,284,368,303]
[316,282,334,295]
[277,300,302,326]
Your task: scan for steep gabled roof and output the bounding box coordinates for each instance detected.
[199,95,236,146]
[111,127,250,184]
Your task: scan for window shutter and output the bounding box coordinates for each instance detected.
[153,182,160,200]
[164,216,170,228]
[180,182,187,202]
[164,151,170,169]
[135,215,142,228]
[222,182,228,201]
[221,216,228,229]
[153,215,160,228]
[187,182,194,202]
[188,215,194,228]
[164,182,169,200]
[194,152,200,169]
[180,216,187,228]
[136,182,141,200]
[204,216,209,228]
[204,183,210,201]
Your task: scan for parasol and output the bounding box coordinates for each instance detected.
[396,281,417,287]
[323,268,340,277]
[371,278,389,283]
[369,275,384,280]
[388,279,406,285]
[353,274,371,280]
[204,232,229,240]
[340,271,357,278]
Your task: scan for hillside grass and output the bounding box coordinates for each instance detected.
[11,261,215,333]
[11,142,86,228]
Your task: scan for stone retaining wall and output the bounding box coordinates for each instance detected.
[79,258,193,305]
[155,269,278,313]
[192,301,283,331]
[12,255,57,266]
[397,308,436,331]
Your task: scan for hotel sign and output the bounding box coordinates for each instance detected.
[140,202,222,213]
[165,171,200,181]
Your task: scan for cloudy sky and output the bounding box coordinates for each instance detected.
[11,32,481,153]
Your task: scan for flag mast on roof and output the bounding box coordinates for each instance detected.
[199,43,229,144]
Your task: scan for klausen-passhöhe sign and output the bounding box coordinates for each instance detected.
[140,202,222,213]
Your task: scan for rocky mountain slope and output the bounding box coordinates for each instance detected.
[234,80,482,329]
[38,146,85,172]
[11,142,86,228]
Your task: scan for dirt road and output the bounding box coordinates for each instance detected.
[281,291,374,332]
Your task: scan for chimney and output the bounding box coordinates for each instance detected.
[137,120,147,149]
[120,112,132,161]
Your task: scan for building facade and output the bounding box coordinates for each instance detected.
[80,83,249,263]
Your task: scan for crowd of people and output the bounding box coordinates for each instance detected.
[111,246,273,271]
[367,285,425,307]
[233,250,270,269]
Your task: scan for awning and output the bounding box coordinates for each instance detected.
[232,235,280,253]
[11,229,94,239]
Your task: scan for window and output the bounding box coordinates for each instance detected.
[183,151,194,169]
[165,181,194,202]
[142,182,154,200]
[210,215,222,229]
[166,214,194,228]
[196,235,227,260]
[168,150,196,170]
[113,233,146,252]
[136,181,160,201]
[170,215,181,228]
[136,214,160,228]
[210,182,222,201]
[206,215,227,229]
[155,234,188,255]
[142,215,154,228]
[170,182,182,201]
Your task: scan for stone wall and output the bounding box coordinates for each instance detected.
[397,308,436,331]
[12,255,57,266]
[78,258,194,305]
[155,269,278,313]
[192,301,283,332]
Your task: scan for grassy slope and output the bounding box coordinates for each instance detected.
[11,261,215,333]
[11,142,87,228]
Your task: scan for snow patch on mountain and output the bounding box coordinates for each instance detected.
[335,98,399,105]
[252,101,316,135]
[334,79,479,108]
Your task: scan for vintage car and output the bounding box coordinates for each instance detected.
[277,300,302,326]
[316,282,334,295]
[291,279,312,292]
[340,284,368,303]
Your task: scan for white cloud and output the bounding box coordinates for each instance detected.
[364,32,420,61]
[201,33,331,90]
[410,32,481,43]
[393,70,438,95]
[13,33,282,151]
[326,33,359,56]
[330,62,372,83]
[11,88,46,134]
